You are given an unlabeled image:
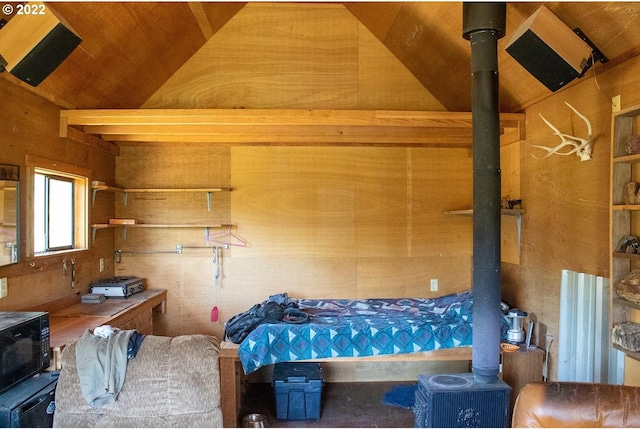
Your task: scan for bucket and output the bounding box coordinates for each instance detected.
[241,413,267,428]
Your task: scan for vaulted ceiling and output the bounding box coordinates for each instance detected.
[3,2,640,113]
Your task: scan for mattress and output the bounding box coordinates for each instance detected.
[237,290,509,374]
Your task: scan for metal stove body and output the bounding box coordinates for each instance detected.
[90,276,143,298]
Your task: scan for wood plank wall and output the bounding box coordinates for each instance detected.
[503,54,640,384]
[4,2,640,384]
[115,4,519,348]
[0,77,116,312]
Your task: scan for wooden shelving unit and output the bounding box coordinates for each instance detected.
[90,184,232,243]
[610,104,640,370]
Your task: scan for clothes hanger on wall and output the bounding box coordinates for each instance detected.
[205,225,248,247]
[211,245,221,322]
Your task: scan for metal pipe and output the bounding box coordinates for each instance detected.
[462,2,506,384]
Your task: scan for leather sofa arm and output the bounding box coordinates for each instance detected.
[512,382,640,428]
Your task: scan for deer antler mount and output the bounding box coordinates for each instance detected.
[529,102,593,161]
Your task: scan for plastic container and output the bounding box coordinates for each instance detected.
[273,362,322,421]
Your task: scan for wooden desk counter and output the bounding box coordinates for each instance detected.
[49,289,167,369]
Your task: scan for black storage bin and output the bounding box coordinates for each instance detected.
[273,362,323,421]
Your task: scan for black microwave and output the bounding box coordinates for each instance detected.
[0,312,50,395]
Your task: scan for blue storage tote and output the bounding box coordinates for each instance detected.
[273,362,323,421]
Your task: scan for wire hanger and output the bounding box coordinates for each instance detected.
[205,225,248,247]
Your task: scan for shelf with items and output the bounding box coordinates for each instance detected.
[90,182,233,244]
[610,103,640,362]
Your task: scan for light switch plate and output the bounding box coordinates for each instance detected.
[0,278,7,298]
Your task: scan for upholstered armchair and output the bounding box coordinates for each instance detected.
[53,334,223,428]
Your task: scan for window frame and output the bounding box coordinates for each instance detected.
[35,172,76,253]
[26,155,90,258]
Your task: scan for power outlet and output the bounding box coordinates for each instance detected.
[0,278,7,298]
[99,258,105,272]
[430,278,438,292]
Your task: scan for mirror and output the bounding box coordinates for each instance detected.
[0,165,19,266]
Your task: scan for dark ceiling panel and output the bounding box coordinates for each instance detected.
[2,2,637,112]
[38,2,207,108]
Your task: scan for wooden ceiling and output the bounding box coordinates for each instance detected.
[3,2,640,113]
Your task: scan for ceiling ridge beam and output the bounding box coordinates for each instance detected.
[59,109,524,148]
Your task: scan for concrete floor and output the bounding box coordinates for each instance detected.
[238,382,416,428]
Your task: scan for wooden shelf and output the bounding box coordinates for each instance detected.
[123,188,230,193]
[91,184,123,206]
[93,223,231,228]
[613,154,640,164]
[613,204,640,211]
[91,183,234,248]
[613,251,640,260]
[613,343,640,362]
[443,208,524,217]
[90,223,232,243]
[443,208,525,258]
[614,297,640,312]
[609,103,640,379]
[92,184,124,192]
[91,184,230,210]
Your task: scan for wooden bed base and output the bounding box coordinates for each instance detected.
[218,341,472,428]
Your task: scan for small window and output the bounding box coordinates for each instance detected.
[28,157,89,256]
[34,173,76,253]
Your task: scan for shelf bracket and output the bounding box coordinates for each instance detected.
[516,213,522,255]
[123,192,128,206]
[92,188,99,207]
[207,192,212,211]
[122,226,127,240]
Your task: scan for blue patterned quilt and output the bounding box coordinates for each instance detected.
[237,290,508,374]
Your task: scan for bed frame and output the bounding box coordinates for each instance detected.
[218,340,472,428]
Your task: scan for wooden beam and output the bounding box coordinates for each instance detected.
[65,126,120,156]
[187,2,214,39]
[60,109,525,148]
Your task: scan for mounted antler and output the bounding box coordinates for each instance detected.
[529,101,593,161]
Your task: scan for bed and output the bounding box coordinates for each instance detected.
[237,290,509,374]
[219,290,509,427]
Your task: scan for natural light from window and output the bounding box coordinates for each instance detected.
[34,173,75,253]
[33,166,87,255]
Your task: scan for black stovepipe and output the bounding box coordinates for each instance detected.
[462,2,506,384]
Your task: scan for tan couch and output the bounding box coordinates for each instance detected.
[53,334,223,428]
[512,381,640,427]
